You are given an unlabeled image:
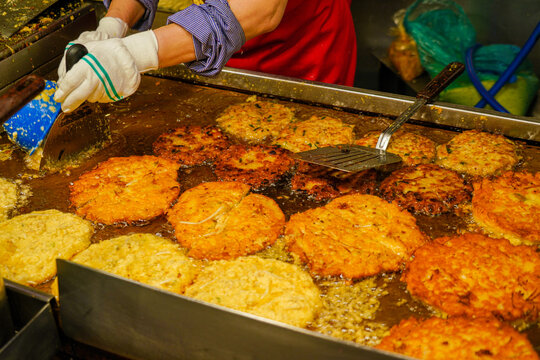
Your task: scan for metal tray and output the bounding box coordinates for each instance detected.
[0,280,59,360]
[0,3,96,91]
[57,260,407,360]
[150,65,540,142]
[2,70,538,359]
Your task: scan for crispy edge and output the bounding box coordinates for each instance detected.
[167,181,285,260]
[291,161,376,201]
[376,316,540,360]
[286,194,427,279]
[355,130,436,166]
[70,155,181,224]
[152,125,230,166]
[380,164,472,215]
[472,171,540,245]
[435,130,520,177]
[214,145,294,188]
[402,233,540,322]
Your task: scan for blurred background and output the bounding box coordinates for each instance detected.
[1,0,539,117]
[350,0,540,117]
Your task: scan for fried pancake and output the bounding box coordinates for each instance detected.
[213,145,294,188]
[0,177,18,222]
[184,256,321,327]
[291,173,340,201]
[70,156,181,225]
[167,182,285,260]
[0,209,93,286]
[285,194,427,279]
[69,234,199,294]
[355,130,436,166]
[435,130,520,177]
[216,98,296,143]
[291,161,376,201]
[380,164,472,215]
[472,171,540,245]
[376,316,539,360]
[273,115,355,153]
[152,125,230,166]
[403,233,540,322]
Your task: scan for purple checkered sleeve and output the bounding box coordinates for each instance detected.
[103,0,245,76]
[167,0,245,76]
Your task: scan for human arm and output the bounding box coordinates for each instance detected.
[55,0,288,111]
[102,0,288,68]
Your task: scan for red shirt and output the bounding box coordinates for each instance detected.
[227,0,357,86]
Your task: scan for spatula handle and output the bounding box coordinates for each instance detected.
[375,62,465,151]
[0,75,45,125]
[417,62,465,101]
[65,43,89,72]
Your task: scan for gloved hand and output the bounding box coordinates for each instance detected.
[58,17,128,80]
[54,30,159,112]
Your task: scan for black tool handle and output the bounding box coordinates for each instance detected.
[417,62,465,101]
[0,75,46,124]
[65,43,89,72]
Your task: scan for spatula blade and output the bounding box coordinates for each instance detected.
[2,80,61,154]
[42,102,111,165]
[292,145,402,172]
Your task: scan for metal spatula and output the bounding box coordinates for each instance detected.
[292,62,465,172]
[1,44,110,167]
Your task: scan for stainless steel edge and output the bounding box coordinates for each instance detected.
[0,278,14,348]
[57,259,413,360]
[1,280,59,360]
[0,4,97,91]
[148,66,540,142]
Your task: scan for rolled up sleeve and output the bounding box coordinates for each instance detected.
[167,0,246,76]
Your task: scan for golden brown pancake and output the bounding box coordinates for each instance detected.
[472,171,540,245]
[216,98,296,143]
[355,130,436,166]
[213,145,294,188]
[403,233,540,322]
[167,181,285,260]
[435,130,520,177]
[70,155,180,225]
[152,125,230,166]
[285,194,427,279]
[380,164,472,215]
[185,256,321,327]
[274,115,355,153]
[376,316,539,360]
[291,161,376,201]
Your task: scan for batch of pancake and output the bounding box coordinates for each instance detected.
[0,95,539,360]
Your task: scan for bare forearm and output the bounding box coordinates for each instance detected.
[154,24,196,67]
[105,0,146,27]
[229,0,288,40]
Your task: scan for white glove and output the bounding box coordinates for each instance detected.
[58,17,128,79]
[54,30,159,113]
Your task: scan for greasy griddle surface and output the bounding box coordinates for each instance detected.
[1,76,539,351]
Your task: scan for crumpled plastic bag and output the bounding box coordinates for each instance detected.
[403,0,539,115]
[388,9,424,81]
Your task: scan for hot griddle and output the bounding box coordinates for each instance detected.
[1,72,539,359]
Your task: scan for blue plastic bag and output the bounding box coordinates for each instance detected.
[404,0,539,115]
